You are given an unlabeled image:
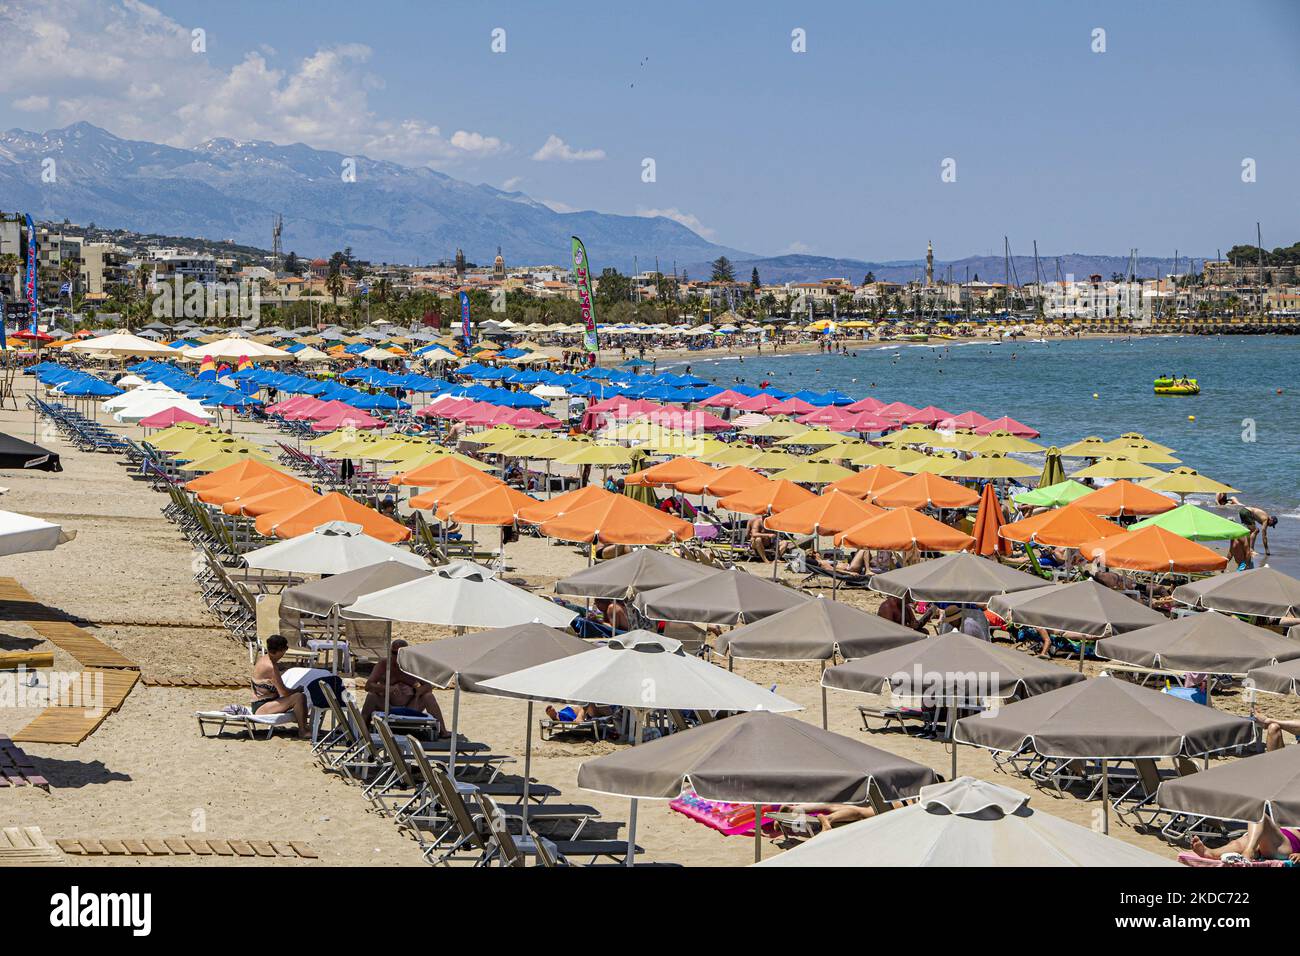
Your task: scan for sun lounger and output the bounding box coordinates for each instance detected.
[1177,852,1291,867]
[195,708,296,740]
[475,793,638,867]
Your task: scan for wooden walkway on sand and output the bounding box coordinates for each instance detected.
[56,837,317,859]
[0,828,64,867]
[0,578,140,746]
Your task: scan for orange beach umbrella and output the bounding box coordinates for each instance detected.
[971,481,1011,556]
[827,464,907,500]
[436,484,540,526]
[255,492,411,542]
[185,459,292,493]
[222,483,320,517]
[1077,525,1228,573]
[871,470,980,510]
[536,494,694,545]
[1072,480,1177,518]
[999,504,1125,548]
[196,470,309,505]
[718,479,818,516]
[764,489,885,536]
[391,456,488,487]
[409,471,505,510]
[674,465,768,498]
[623,456,715,488]
[834,507,976,552]
[517,485,618,525]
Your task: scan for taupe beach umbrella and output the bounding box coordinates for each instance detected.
[578,710,938,861]
[1246,657,1300,697]
[823,632,1084,702]
[989,580,1168,672]
[553,548,720,600]
[1156,746,1300,826]
[758,777,1176,868]
[396,622,592,784]
[954,675,1256,832]
[716,597,922,729]
[954,675,1255,760]
[281,560,429,618]
[1096,612,1300,677]
[633,568,809,626]
[1172,567,1300,620]
[869,552,1046,605]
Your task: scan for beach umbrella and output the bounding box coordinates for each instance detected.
[553,443,635,467]
[1011,479,1092,509]
[436,484,539,526]
[870,471,980,509]
[408,472,505,510]
[0,510,75,556]
[63,331,177,357]
[180,447,279,473]
[1038,446,1066,487]
[944,454,1039,480]
[881,425,945,446]
[744,449,801,470]
[674,465,767,497]
[1095,440,1181,464]
[1139,467,1239,498]
[1072,457,1165,481]
[1073,480,1177,517]
[554,548,720,600]
[516,485,616,524]
[698,445,764,467]
[764,489,884,535]
[622,456,715,488]
[718,479,817,516]
[391,456,493,487]
[1157,747,1300,828]
[222,484,320,517]
[988,580,1165,671]
[1172,567,1300,620]
[974,416,1040,438]
[1111,432,1176,454]
[717,597,922,727]
[182,338,294,362]
[897,453,960,476]
[971,482,1010,555]
[899,405,952,427]
[536,494,695,545]
[834,507,976,552]
[875,401,918,422]
[1058,436,1111,458]
[955,676,1255,832]
[345,560,575,629]
[137,406,213,428]
[635,568,809,626]
[937,410,991,430]
[397,622,592,782]
[244,521,425,574]
[869,551,1045,604]
[195,469,310,506]
[1097,612,1300,676]
[480,631,801,862]
[0,433,58,472]
[964,431,1045,455]
[1247,658,1300,697]
[775,429,848,448]
[1076,526,1228,574]
[578,711,939,861]
[741,419,807,438]
[843,446,926,469]
[826,465,906,499]
[768,460,855,484]
[758,777,1175,867]
[254,493,412,543]
[999,504,1125,548]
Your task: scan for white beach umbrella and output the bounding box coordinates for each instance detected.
[0,510,76,557]
[182,338,294,362]
[758,777,1176,868]
[242,521,427,575]
[344,560,575,629]
[63,331,177,358]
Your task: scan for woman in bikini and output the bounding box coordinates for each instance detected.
[1191,817,1300,863]
[250,634,310,739]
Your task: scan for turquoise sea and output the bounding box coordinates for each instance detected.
[672,334,1300,573]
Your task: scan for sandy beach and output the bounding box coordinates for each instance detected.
[5,373,1294,868]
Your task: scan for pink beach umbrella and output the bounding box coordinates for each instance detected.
[975,415,1040,438]
[937,410,991,430]
[900,405,953,427]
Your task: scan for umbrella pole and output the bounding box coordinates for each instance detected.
[448,681,461,779]
[820,659,828,730]
[383,631,392,718]
[948,705,958,780]
[1102,760,1109,834]
[522,700,533,833]
[754,805,763,862]
[625,707,641,867]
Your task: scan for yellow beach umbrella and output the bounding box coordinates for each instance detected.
[150,427,222,453]
[943,453,1041,480]
[769,460,856,484]
[1112,432,1176,455]
[742,419,809,438]
[554,444,635,467]
[1072,457,1165,481]
[964,431,1046,455]
[774,430,845,448]
[699,445,765,467]
[882,425,945,446]
[180,448,278,473]
[1139,467,1238,496]
[1095,440,1182,464]
[897,453,960,475]
[745,449,801,470]
[1058,436,1111,458]
[846,445,927,469]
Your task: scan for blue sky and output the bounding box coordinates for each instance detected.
[1,0,1297,261]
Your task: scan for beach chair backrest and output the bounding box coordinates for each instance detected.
[476,793,526,867]
[1135,758,1162,796]
[344,699,383,762]
[1174,756,1199,777]
[532,833,560,868]
[372,717,417,790]
[867,779,893,815]
[424,758,487,853]
[319,681,353,742]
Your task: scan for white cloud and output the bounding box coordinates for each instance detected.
[782,241,814,254]
[636,207,715,239]
[539,198,582,213]
[501,176,524,191]
[0,0,507,167]
[531,134,605,162]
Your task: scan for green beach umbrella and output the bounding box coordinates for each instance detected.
[1012,479,1093,509]
[1130,504,1249,542]
[623,449,657,505]
[1039,446,1066,488]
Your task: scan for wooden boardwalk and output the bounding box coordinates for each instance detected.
[56,837,317,859]
[0,578,140,746]
[0,828,64,867]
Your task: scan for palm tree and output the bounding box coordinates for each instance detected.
[326,271,345,311]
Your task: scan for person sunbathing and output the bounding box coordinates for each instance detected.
[361,639,449,736]
[545,702,614,723]
[250,634,310,739]
[779,802,884,838]
[1191,818,1300,863]
[809,549,869,575]
[1254,714,1300,751]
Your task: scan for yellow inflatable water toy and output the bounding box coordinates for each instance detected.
[1154,377,1199,396]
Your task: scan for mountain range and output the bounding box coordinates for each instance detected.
[0,123,1199,283]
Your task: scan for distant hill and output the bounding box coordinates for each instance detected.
[0,122,750,270]
[686,252,1203,285]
